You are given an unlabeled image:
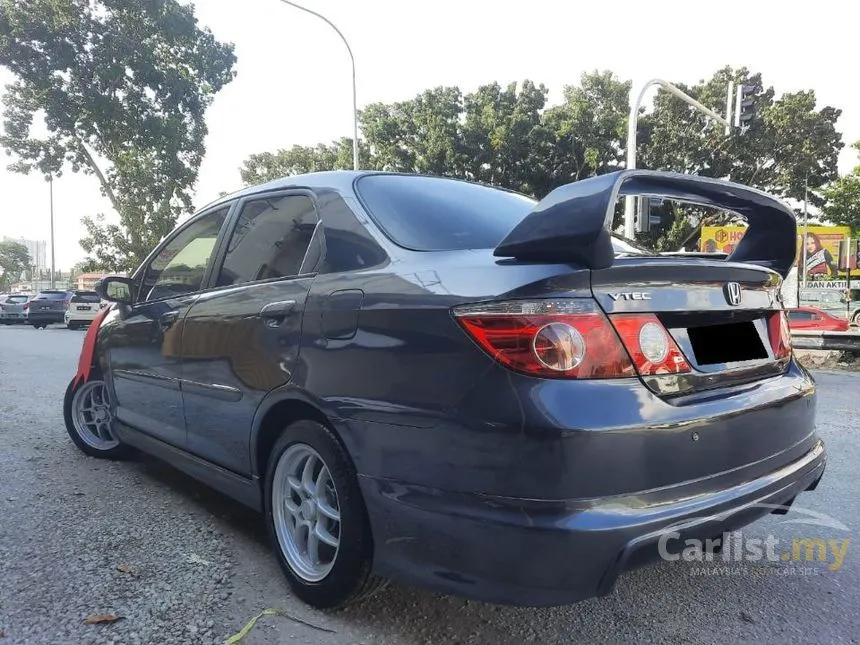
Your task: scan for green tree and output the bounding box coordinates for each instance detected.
[822,141,860,234]
[0,239,30,290]
[539,71,630,194]
[239,138,360,185]
[0,0,237,272]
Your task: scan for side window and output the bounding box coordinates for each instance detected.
[216,194,319,287]
[141,207,229,301]
[789,311,811,321]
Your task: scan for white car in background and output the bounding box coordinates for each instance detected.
[64,290,104,330]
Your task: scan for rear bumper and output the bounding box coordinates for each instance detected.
[361,439,826,606]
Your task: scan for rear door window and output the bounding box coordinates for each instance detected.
[215,194,320,286]
[355,174,535,251]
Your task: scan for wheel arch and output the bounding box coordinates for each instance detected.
[251,387,357,482]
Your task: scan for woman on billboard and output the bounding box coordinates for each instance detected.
[804,232,838,277]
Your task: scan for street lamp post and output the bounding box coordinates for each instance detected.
[49,177,55,289]
[277,0,359,171]
[624,79,733,239]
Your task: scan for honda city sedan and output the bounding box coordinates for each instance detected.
[63,169,825,609]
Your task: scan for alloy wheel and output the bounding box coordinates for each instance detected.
[271,443,341,582]
[71,380,120,450]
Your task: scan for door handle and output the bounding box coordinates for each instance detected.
[260,300,296,328]
[159,310,179,332]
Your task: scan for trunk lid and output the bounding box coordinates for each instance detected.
[592,256,788,396]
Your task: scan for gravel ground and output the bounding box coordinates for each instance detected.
[1,325,858,644]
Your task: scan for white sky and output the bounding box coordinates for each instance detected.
[0,0,857,270]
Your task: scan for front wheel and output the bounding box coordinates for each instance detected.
[63,374,130,459]
[264,420,387,609]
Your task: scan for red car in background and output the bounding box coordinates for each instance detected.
[786,306,850,332]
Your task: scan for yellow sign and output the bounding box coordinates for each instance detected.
[701,225,860,279]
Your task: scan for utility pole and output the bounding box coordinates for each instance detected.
[801,171,809,293]
[624,79,733,239]
[49,177,55,289]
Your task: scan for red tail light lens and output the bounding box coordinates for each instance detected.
[608,314,691,375]
[768,311,792,359]
[453,300,635,379]
[23,302,29,311]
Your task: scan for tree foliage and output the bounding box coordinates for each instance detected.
[0,239,30,289]
[0,0,237,271]
[240,66,846,250]
[822,141,860,234]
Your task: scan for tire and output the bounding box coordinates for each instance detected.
[67,322,78,330]
[63,372,131,459]
[264,420,387,608]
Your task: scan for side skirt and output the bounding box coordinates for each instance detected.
[115,422,263,512]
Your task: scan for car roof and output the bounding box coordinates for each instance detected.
[196,170,528,214]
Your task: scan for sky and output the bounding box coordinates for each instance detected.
[0,0,858,270]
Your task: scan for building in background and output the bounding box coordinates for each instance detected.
[2,236,47,271]
[76,272,108,291]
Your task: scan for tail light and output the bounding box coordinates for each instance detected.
[767,311,792,359]
[608,314,691,375]
[23,302,29,311]
[453,300,635,379]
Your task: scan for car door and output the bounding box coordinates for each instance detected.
[104,205,232,448]
[180,191,321,474]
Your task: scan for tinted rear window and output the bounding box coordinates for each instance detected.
[36,291,69,300]
[355,175,536,251]
[70,292,101,303]
[7,295,28,303]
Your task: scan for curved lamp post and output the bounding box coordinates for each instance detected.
[277,0,359,170]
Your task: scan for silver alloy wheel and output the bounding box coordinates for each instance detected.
[272,443,341,582]
[71,380,120,450]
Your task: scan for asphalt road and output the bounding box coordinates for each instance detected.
[1,324,858,645]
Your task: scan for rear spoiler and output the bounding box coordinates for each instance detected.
[494,170,797,278]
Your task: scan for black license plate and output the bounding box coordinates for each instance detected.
[40,306,49,310]
[76,306,89,311]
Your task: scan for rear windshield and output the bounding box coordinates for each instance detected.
[6,295,28,303]
[35,291,69,300]
[70,292,101,303]
[355,175,536,251]
[356,174,652,255]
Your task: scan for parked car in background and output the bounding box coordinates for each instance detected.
[64,170,824,610]
[25,289,71,328]
[786,306,850,332]
[64,290,104,330]
[0,293,30,324]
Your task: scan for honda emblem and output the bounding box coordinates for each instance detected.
[724,282,742,306]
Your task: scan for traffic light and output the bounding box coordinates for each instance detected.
[734,84,757,128]
[634,197,665,233]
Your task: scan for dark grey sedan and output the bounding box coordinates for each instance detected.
[63,169,825,610]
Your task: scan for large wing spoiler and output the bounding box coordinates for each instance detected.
[494,170,798,278]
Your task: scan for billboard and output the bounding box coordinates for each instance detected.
[701,225,860,285]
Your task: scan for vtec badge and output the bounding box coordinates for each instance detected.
[609,292,652,301]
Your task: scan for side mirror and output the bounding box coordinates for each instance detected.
[94,276,135,305]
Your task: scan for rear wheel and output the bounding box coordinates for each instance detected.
[67,322,79,330]
[264,420,387,608]
[63,374,130,459]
